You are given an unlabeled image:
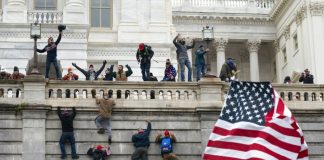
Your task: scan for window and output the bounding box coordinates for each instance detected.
[282,47,287,63]
[293,34,298,50]
[35,0,56,10]
[91,0,111,28]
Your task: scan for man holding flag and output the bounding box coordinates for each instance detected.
[203,81,308,160]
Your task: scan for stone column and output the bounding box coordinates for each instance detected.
[63,0,86,24]
[3,0,27,23]
[214,38,228,76]
[22,110,47,160]
[309,2,324,83]
[247,39,261,81]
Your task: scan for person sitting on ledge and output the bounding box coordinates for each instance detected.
[0,66,11,80]
[162,59,176,82]
[72,60,107,80]
[110,64,133,81]
[11,66,25,80]
[63,67,79,80]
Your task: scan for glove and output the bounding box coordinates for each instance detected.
[72,63,76,67]
[103,60,107,64]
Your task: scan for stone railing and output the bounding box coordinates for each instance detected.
[1,78,324,103]
[45,81,201,101]
[27,10,63,24]
[172,0,276,8]
[0,80,23,98]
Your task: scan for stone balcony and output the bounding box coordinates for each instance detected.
[0,77,324,159]
[172,0,276,15]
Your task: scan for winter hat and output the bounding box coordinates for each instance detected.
[96,145,104,150]
[67,67,72,72]
[304,69,309,72]
[14,66,19,72]
[164,130,170,137]
[139,43,145,51]
[89,64,94,68]
[166,59,171,64]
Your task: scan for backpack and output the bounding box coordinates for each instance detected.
[93,149,105,160]
[160,137,172,153]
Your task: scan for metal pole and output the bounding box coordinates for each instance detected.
[30,37,40,75]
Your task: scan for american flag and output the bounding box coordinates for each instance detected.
[203,81,308,160]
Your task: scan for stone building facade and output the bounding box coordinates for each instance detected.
[0,0,323,83]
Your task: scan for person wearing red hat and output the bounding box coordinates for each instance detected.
[72,60,107,80]
[136,43,154,81]
[57,107,79,159]
[155,130,178,160]
[63,67,79,80]
[87,144,111,160]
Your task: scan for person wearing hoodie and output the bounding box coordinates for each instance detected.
[63,67,79,80]
[136,43,154,81]
[131,120,151,160]
[72,60,107,80]
[103,65,114,81]
[219,58,237,82]
[57,107,79,159]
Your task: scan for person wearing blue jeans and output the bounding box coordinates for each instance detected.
[37,29,62,79]
[57,107,79,159]
[173,34,195,82]
[195,45,209,81]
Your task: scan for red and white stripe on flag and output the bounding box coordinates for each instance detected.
[203,90,308,160]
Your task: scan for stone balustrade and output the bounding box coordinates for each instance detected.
[1,78,324,103]
[27,10,63,24]
[172,0,276,9]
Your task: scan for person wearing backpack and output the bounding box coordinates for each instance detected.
[155,130,178,160]
[87,144,111,160]
[136,43,154,81]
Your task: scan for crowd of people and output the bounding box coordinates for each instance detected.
[58,97,179,160]
[0,27,316,83]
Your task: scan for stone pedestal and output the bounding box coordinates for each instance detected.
[198,77,223,102]
[23,75,46,103]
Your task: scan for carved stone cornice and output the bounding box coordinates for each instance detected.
[270,0,290,20]
[247,40,261,53]
[172,15,273,25]
[309,2,324,16]
[0,31,87,39]
[295,4,307,25]
[283,26,290,40]
[213,38,228,51]
[273,39,280,53]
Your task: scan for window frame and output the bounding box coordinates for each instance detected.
[90,0,113,29]
[34,0,57,10]
[281,46,287,64]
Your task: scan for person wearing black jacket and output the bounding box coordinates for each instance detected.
[131,120,151,160]
[136,43,154,81]
[103,65,114,81]
[57,107,79,159]
[36,30,62,79]
[72,60,107,80]
[299,69,314,84]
